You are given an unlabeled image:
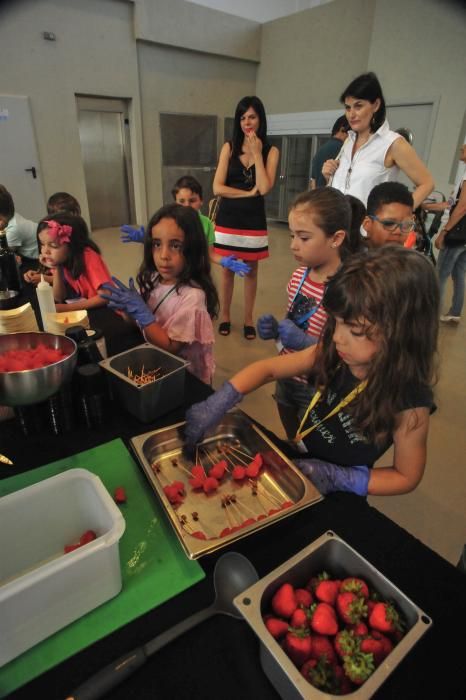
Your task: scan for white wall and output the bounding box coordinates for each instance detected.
[0,0,146,225]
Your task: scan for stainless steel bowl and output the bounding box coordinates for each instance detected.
[0,332,77,406]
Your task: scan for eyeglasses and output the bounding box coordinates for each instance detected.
[367,215,415,234]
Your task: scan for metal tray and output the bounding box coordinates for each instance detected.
[234,531,433,699]
[130,411,322,558]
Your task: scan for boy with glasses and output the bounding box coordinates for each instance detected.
[363,182,416,248]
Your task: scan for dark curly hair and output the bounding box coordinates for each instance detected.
[137,204,219,319]
[313,246,439,444]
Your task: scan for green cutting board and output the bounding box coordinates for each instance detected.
[0,438,205,698]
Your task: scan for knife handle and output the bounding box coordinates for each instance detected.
[65,647,147,700]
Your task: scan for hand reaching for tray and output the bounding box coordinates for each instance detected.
[294,459,369,496]
[184,382,243,448]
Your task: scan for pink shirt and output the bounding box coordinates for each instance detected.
[144,281,215,385]
[63,247,111,298]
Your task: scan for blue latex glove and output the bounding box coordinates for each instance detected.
[294,458,370,496]
[184,382,243,448]
[277,318,317,350]
[220,255,251,277]
[257,314,279,340]
[120,225,145,243]
[99,277,154,328]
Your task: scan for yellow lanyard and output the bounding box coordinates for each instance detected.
[294,380,367,443]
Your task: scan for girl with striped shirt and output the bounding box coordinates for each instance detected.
[257,188,362,438]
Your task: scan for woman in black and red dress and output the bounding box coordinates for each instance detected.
[213,96,279,339]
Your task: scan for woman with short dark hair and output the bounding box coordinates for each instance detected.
[322,72,434,208]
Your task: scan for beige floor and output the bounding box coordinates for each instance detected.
[94,223,466,566]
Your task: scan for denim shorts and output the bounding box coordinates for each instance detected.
[274,377,315,421]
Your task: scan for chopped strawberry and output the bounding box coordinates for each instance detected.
[290,608,308,628]
[242,517,256,527]
[295,588,313,608]
[232,465,246,480]
[79,530,97,545]
[369,602,404,636]
[264,616,289,639]
[202,476,219,494]
[245,461,261,478]
[268,508,281,515]
[191,531,207,540]
[315,579,340,606]
[188,476,205,489]
[285,629,313,666]
[281,500,293,509]
[310,634,337,664]
[163,484,184,505]
[334,629,359,659]
[340,576,369,599]
[114,486,127,503]
[209,460,227,480]
[309,602,338,636]
[271,582,298,619]
[343,650,375,685]
[336,591,368,625]
[219,527,231,537]
[191,465,206,479]
[64,543,80,554]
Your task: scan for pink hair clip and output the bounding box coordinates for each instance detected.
[45,219,72,244]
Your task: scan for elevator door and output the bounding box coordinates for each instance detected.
[77,97,133,229]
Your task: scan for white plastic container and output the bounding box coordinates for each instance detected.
[0,469,125,667]
[36,274,56,332]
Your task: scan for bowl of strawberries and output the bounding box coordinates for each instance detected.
[234,530,432,698]
[0,332,77,406]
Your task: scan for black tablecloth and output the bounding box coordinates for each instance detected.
[2,306,465,700]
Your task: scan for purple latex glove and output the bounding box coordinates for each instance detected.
[184,382,243,447]
[220,255,251,277]
[257,314,279,340]
[120,225,145,243]
[294,458,369,496]
[277,318,317,350]
[99,277,154,328]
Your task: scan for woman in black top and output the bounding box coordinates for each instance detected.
[213,96,279,339]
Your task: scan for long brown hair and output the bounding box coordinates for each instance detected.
[313,246,439,444]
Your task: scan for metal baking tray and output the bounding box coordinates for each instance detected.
[234,530,433,699]
[130,410,322,558]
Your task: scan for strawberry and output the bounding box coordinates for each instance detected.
[219,527,231,537]
[349,621,368,637]
[271,583,298,619]
[295,588,313,608]
[310,634,337,664]
[264,616,289,639]
[336,591,368,625]
[315,579,340,605]
[191,465,206,480]
[188,476,205,489]
[290,608,308,628]
[241,517,256,527]
[191,530,207,540]
[370,630,393,659]
[202,476,219,493]
[360,635,386,666]
[306,570,331,593]
[310,602,338,636]
[343,651,375,685]
[245,461,261,478]
[334,629,359,659]
[281,500,293,509]
[301,658,350,694]
[285,629,313,666]
[232,466,246,480]
[114,486,126,503]
[369,602,404,635]
[79,530,97,545]
[340,576,369,599]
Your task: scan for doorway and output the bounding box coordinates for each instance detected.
[0,95,46,221]
[76,96,135,229]
[266,135,315,221]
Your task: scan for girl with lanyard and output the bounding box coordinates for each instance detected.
[100,204,219,385]
[257,188,362,439]
[185,246,439,497]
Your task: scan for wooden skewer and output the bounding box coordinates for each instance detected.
[230,494,257,518]
[249,479,283,507]
[221,497,234,529]
[228,444,254,461]
[202,448,217,466]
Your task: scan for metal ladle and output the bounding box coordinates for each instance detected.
[66,551,259,700]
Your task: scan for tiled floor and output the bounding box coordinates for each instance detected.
[94,223,466,566]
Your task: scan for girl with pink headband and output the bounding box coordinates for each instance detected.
[36,213,112,311]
